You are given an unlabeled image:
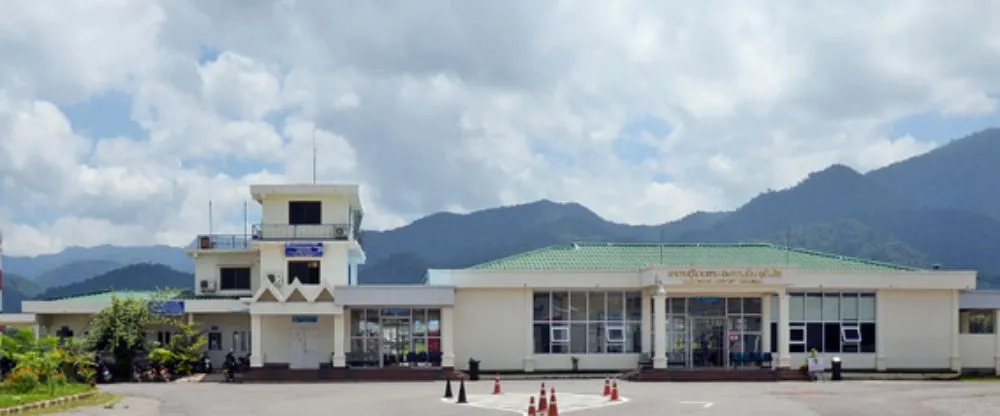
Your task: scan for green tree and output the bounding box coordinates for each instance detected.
[162,320,207,375]
[84,293,167,377]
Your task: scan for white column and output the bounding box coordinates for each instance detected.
[993,309,1000,376]
[950,291,961,372]
[641,290,652,354]
[875,291,887,371]
[33,323,41,340]
[523,289,536,372]
[777,292,791,369]
[250,314,263,367]
[653,293,668,369]
[187,313,194,325]
[761,295,772,356]
[441,307,455,368]
[333,313,346,367]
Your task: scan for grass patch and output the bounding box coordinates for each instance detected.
[19,392,120,415]
[0,383,95,409]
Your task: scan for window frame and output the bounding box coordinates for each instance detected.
[532,290,642,355]
[550,325,570,343]
[208,332,223,351]
[288,201,322,225]
[219,267,252,291]
[841,325,862,343]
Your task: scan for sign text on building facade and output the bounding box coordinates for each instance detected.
[667,268,783,285]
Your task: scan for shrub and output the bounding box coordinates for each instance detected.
[49,372,68,387]
[6,367,41,393]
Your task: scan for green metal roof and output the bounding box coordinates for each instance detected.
[43,290,184,302]
[468,243,919,272]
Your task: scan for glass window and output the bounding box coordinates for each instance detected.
[727,298,742,314]
[570,324,587,353]
[963,310,995,334]
[588,292,605,320]
[427,309,441,336]
[606,325,625,343]
[570,292,588,321]
[533,290,642,355]
[551,325,569,342]
[770,295,778,321]
[586,323,603,353]
[841,294,859,321]
[822,293,840,321]
[789,325,805,343]
[208,332,222,351]
[859,294,875,321]
[789,295,805,321]
[606,292,624,321]
[626,292,643,321]
[671,297,687,314]
[533,292,550,321]
[805,294,823,321]
[743,297,762,315]
[841,325,861,343]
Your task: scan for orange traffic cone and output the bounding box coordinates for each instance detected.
[527,396,537,416]
[538,383,548,412]
[548,387,559,416]
[610,380,620,401]
[493,374,502,395]
[602,377,611,396]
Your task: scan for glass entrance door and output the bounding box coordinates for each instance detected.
[690,317,726,367]
[380,317,411,366]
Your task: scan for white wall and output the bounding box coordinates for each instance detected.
[880,289,954,370]
[260,195,350,225]
[194,313,252,364]
[960,335,995,369]
[259,242,350,287]
[194,252,260,296]
[258,315,336,365]
[453,288,528,371]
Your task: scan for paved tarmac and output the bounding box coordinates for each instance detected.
[56,379,1000,415]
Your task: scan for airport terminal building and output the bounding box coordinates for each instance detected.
[3,183,1000,379]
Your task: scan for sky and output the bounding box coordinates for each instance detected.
[1,0,1000,256]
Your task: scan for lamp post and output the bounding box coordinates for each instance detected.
[653,276,667,369]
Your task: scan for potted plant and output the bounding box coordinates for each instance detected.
[570,356,580,372]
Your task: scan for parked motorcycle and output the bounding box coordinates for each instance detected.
[98,364,113,383]
[200,353,213,374]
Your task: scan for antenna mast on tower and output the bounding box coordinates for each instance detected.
[312,127,317,185]
[0,229,5,313]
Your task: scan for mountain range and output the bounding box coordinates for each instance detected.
[3,128,1000,312]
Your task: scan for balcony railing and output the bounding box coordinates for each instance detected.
[190,234,252,250]
[252,223,353,241]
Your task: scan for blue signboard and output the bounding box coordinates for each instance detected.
[292,315,319,324]
[692,297,722,303]
[149,300,185,316]
[285,243,324,257]
[381,308,411,317]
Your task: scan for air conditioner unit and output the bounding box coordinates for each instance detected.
[200,280,217,293]
[334,226,347,239]
[267,272,284,287]
[198,235,214,249]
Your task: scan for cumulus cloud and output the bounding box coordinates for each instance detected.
[1,0,999,255]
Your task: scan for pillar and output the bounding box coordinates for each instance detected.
[641,290,652,354]
[187,313,194,325]
[875,291,887,371]
[441,307,455,368]
[777,292,791,369]
[32,323,41,340]
[761,294,772,359]
[250,314,263,367]
[653,293,668,369]
[993,309,1000,376]
[950,291,961,372]
[333,313,346,367]
[523,289,536,372]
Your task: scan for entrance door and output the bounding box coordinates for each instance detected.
[380,318,411,366]
[289,330,320,369]
[690,317,726,367]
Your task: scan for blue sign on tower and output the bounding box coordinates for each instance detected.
[285,243,324,257]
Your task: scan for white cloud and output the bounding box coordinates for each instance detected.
[1,0,1000,255]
